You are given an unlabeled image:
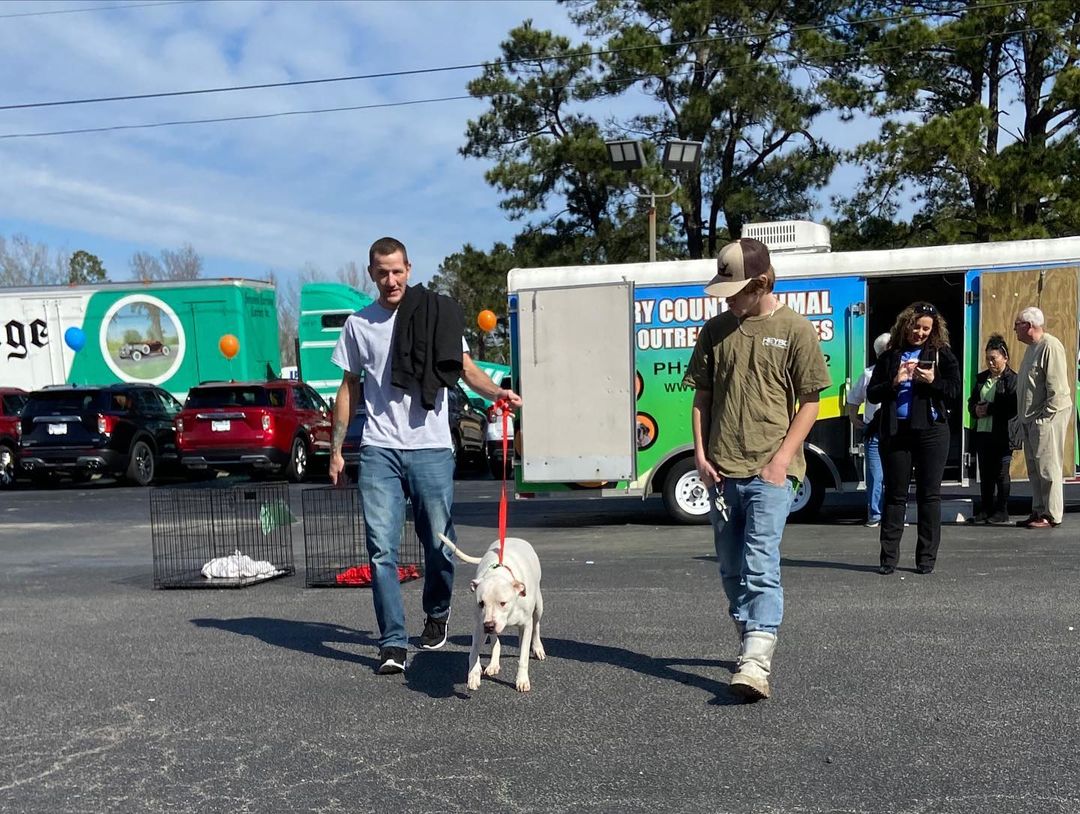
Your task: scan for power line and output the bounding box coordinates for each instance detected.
[0,0,1040,112]
[0,1,197,20]
[0,94,474,140]
[0,23,1060,141]
[0,63,490,112]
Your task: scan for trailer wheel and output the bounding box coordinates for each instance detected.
[788,460,827,523]
[662,457,711,525]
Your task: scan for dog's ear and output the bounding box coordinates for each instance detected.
[470,579,479,593]
[512,580,526,597]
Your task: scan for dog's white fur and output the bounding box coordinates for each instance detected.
[438,533,545,692]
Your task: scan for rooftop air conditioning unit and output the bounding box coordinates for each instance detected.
[742,220,831,254]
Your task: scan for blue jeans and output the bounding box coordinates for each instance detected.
[358,446,456,649]
[865,433,883,522]
[709,475,794,635]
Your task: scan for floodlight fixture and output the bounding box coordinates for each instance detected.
[605,139,646,171]
[661,139,703,173]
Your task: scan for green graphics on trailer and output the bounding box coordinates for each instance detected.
[297,283,373,400]
[463,360,511,406]
[514,276,865,494]
[296,282,510,404]
[1,281,280,399]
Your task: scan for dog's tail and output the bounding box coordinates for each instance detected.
[437,533,483,564]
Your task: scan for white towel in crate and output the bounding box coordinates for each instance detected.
[201,550,282,579]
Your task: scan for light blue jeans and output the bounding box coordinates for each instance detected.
[865,433,883,522]
[358,446,456,649]
[709,475,795,635]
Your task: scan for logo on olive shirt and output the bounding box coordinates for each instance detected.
[762,337,789,349]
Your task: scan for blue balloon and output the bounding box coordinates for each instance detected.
[64,326,87,352]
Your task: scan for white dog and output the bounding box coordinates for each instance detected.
[438,533,545,692]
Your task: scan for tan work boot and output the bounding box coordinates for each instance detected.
[730,630,777,701]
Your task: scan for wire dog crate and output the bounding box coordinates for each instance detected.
[151,482,296,589]
[302,486,424,587]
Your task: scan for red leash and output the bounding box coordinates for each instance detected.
[494,397,511,566]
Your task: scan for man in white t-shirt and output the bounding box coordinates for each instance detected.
[847,333,891,527]
[329,236,522,676]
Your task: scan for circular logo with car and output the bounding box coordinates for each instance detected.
[99,295,186,385]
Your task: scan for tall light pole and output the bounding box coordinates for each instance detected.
[605,138,703,262]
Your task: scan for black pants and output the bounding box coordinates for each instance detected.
[974,432,1011,515]
[880,420,949,570]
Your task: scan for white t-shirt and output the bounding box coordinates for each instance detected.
[846,365,879,424]
[330,301,468,450]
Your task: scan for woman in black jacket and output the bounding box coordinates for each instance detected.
[867,302,962,575]
[967,334,1017,524]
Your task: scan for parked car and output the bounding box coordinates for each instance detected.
[338,382,486,477]
[175,380,332,482]
[448,383,485,470]
[485,404,517,480]
[339,405,366,482]
[483,377,517,479]
[18,384,182,486]
[1,387,28,488]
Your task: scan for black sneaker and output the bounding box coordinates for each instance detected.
[377,647,407,675]
[419,612,449,650]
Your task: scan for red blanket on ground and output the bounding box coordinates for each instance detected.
[335,564,422,586]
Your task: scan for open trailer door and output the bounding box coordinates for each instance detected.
[515,281,637,483]
[976,264,1079,480]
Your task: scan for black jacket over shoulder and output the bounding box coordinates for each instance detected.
[390,284,465,410]
[867,344,961,440]
[967,367,1017,441]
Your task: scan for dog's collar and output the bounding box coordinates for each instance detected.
[489,562,516,581]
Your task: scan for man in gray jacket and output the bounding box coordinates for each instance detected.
[1012,307,1072,528]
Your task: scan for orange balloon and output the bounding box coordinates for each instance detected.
[219,334,239,359]
[477,309,498,333]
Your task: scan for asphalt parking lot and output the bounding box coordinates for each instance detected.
[1,475,1078,814]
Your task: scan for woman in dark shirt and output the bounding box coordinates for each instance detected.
[967,334,1017,524]
[867,302,962,575]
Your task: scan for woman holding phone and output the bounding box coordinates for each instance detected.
[867,302,961,575]
[967,334,1017,523]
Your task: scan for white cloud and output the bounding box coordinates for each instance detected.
[0,0,577,282]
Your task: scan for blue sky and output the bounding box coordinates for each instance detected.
[0,0,866,289]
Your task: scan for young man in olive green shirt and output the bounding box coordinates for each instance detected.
[684,238,830,701]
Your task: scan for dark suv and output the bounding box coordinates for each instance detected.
[19,384,183,486]
[1,387,28,488]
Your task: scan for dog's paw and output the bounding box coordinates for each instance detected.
[515,674,531,693]
[532,642,546,661]
[483,661,501,677]
[467,671,481,691]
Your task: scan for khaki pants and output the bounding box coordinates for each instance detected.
[1021,412,1071,523]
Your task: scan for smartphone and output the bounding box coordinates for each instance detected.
[917,360,935,370]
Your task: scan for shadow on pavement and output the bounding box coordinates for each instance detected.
[191,616,378,667]
[693,554,879,573]
[188,618,757,705]
[779,557,880,573]
[447,634,745,706]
